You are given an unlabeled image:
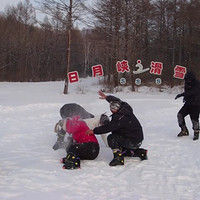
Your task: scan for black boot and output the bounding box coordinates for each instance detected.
[109,149,124,166]
[193,131,199,141]
[177,126,189,137]
[60,157,68,164]
[62,153,80,169]
[133,148,148,161]
[122,149,134,157]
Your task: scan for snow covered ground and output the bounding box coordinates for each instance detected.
[0,78,200,200]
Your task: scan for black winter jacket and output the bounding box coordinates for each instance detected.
[93,95,144,143]
[182,72,200,106]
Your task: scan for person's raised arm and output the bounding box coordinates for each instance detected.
[98,90,107,99]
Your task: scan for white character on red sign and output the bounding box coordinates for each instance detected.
[92,65,104,77]
[68,71,79,83]
[173,65,187,79]
[150,61,163,75]
[116,60,130,73]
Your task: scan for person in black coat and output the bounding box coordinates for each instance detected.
[175,71,200,140]
[86,90,147,166]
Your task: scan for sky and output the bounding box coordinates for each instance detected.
[0,0,93,12]
[0,0,35,12]
[0,0,44,21]
[0,0,94,29]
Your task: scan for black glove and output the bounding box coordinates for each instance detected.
[175,93,183,100]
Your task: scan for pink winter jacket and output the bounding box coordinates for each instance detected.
[65,116,98,144]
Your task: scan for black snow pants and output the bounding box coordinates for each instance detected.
[107,134,142,150]
[67,142,99,160]
[177,104,200,131]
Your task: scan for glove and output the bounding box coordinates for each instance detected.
[175,94,183,100]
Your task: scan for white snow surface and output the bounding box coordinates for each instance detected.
[0,78,200,200]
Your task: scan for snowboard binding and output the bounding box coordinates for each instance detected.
[61,153,80,170]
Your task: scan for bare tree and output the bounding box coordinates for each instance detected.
[2,0,36,81]
[38,0,87,94]
[91,0,123,91]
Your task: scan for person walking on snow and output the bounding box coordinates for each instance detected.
[86,90,147,167]
[175,71,200,140]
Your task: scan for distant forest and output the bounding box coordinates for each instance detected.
[0,0,200,91]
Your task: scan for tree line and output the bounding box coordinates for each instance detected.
[0,0,200,91]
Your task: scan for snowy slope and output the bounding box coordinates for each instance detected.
[0,78,200,200]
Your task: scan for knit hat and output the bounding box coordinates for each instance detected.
[110,101,121,111]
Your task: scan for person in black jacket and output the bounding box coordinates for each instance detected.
[86,90,147,166]
[175,71,200,140]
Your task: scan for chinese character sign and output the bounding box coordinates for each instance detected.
[68,71,79,83]
[92,65,104,77]
[67,59,187,85]
[133,60,150,74]
[116,60,130,73]
[150,61,163,75]
[173,65,187,79]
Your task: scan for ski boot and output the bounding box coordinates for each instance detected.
[193,131,199,141]
[177,126,189,137]
[109,149,124,166]
[122,148,134,157]
[62,153,80,169]
[133,148,148,161]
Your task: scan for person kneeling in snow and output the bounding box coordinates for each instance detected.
[86,90,148,167]
[57,115,109,169]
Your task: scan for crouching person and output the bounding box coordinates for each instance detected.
[57,115,109,169]
[53,103,95,150]
[86,90,148,167]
